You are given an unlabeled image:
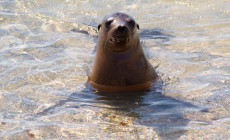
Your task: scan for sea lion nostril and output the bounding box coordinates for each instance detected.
[118,25,127,32]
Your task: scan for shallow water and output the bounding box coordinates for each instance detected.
[0,0,230,139]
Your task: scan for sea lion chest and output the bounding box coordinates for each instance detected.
[91,48,149,86]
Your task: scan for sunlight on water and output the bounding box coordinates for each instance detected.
[0,0,230,139]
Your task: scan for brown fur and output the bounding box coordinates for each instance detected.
[89,12,158,92]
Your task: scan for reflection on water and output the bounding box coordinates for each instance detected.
[0,0,230,139]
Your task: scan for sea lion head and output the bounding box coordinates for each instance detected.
[98,12,140,53]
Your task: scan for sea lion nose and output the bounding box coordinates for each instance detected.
[117,25,127,32]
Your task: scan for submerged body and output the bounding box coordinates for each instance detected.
[89,12,158,92]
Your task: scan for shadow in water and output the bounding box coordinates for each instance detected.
[34,83,207,139]
[139,28,174,42]
[91,81,208,140]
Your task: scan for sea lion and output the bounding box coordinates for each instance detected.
[88,12,158,92]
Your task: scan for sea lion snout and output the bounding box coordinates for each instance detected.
[109,21,133,46]
[110,24,130,45]
[111,18,132,35]
[117,25,128,33]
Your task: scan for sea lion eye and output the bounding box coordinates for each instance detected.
[105,20,113,28]
[128,19,135,27]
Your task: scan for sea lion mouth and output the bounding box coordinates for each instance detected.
[109,36,130,45]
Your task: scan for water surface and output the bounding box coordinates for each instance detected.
[0,0,230,139]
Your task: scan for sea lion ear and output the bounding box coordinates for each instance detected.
[98,24,101,30]
[136,24,140,30]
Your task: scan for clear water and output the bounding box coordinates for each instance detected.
[0,0,230,139]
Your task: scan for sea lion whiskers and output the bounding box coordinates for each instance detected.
[103,37,111,51]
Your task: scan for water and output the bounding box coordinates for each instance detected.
[0,0,230,139]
